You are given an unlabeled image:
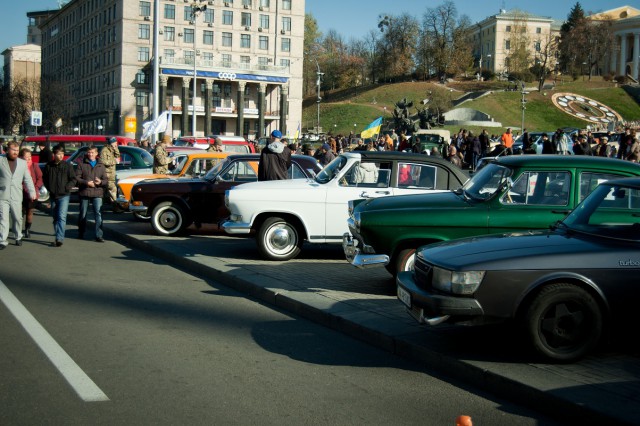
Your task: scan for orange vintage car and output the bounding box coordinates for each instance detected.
[116,150,228,219]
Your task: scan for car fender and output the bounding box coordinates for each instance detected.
[513,271,610,319]
[252,210,310,240]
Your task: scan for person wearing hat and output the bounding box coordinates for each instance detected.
[257,129,292,181]
[596,136,613,157]
[206,136,224,152]
[100,136,120,211]
[153,134,174,174]
[573,134,593,156]
[318,142,336,166]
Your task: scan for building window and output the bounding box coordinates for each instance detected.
[505,39,510,50]
[241,12,251,27]
[204,9,214,23]
[281,37,290,52]
[259,35,268,50]
[222,32,232,47]
[203,52,214,63]
[260,0,270,7]
[222,10,233,25]
[535,41,541,52]
[222,53,232,66]
[164,4,175,19]
[505,25,511,32]
[139,1,151,17]
[138,24,150,39]
[280,58,290,69]
[536,27,542,34]
[282,0,291,10]
[138,47,150,61]
[203,30,214,45]
[184,6,193,21]
[240,55,250,69]
[184,28,194,43]
[184,50,195,64]
[242,0,252,6]
[281,16,291,32]
[165,26,175,41]
[136,70,148,84]
[136,91,149,107]
[164,49,175,62]
[258,57,269,68]
[259,14,269,29]
[240,34,251,48]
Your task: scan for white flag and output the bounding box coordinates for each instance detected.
[141,110,171,140]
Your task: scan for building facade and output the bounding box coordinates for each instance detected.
[590,6,640,81]
[39,0,304,140]
[470,9,559,76]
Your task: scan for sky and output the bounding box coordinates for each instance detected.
[0,0,636,50]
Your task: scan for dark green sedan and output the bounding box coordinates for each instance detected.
[343,156,640,276]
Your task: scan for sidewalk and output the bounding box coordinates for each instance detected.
[68,207,640,424]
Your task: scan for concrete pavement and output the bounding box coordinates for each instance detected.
[30,206,640,424]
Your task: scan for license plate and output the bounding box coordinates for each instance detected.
[397,286,411,308]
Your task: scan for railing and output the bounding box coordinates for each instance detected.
[161,57,288,75]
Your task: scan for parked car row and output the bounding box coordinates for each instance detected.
[112,149,640,362]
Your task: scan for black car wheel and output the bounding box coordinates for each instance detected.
[525,283,603,362]
[257,216,302,260]
[385,248,416,276]
[133,211,151,221]
[151,201,192,236]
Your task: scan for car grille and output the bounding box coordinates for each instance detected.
[414,258,433,289]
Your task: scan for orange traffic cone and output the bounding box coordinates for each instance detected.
[456,415,472,426]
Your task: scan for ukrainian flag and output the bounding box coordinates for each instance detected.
[360,117,383,139]
[294,122,301,140]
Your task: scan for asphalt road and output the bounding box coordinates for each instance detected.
[0,212,560,425]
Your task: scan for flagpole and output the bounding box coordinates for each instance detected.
[152,0,160,145]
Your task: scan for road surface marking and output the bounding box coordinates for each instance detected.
[0,280,109,402]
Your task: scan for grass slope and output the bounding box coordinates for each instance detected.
[302,79,640,136]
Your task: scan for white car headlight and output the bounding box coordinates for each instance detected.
[224,190,230,208]
[432,267,485,295]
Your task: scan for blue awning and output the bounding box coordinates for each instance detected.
[161,68,288,83]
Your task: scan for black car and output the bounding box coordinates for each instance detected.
[397,177,640,362]
[129,154,322,236]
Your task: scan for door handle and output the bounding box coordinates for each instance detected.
[375,191,391,195]
[551,210,571,215]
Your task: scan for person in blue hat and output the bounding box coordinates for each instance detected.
[257,129,292,181]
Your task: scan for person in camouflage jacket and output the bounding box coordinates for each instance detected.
[153,134,173,174]
[100,137,120,209]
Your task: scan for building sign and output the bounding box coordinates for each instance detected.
[125,116,137,133]
[215,107,233,113]
[187,105,205,112]
[162,68,289,84]
[244,108,259,115]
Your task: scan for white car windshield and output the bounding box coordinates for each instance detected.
[461,163,512,201]
[315,155,349,184]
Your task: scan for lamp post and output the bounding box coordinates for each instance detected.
[520,82,528,133]
[97,124,103,135]
[191,1,207,137]
[73,126,80,135]
[582,61,587,82]
[314,59,323,138]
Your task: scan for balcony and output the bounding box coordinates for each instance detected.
[160,57,288,75]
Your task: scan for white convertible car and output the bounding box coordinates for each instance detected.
[222,151,468,261]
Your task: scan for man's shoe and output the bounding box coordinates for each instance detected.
[24,229,30,239]
[15,240,22,246]
[95,237,105,243]
[55,241,63,247]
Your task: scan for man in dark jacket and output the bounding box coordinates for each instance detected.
[258,130,292,181]
[43,144,76,246]
[75,145,108,242]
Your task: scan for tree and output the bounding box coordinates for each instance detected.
[377,13,419,81]
[40,76,76,134]
[505,11,533,77]
[532,31,559,91]
[421,1,473,79]
[303,14,323,98]
[1,76,40,134]
[558,2,586,76]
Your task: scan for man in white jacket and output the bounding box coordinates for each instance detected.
[0,141,36,248]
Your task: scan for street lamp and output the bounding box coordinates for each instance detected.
[314,59,323,138]
[73,126,80,135]
[520,83,528,133]
[582,61,587,82]
[191,1,207,137]
[97,124,103,135]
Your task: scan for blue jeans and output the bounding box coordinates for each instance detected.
[50,195,70,242]
[79,196,103,239]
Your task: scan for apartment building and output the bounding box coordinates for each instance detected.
[470,9,559,76]
[38,0,304,140]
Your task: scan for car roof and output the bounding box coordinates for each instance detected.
[495,155,640,171]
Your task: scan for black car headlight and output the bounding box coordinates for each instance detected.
[432,267,485,295]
